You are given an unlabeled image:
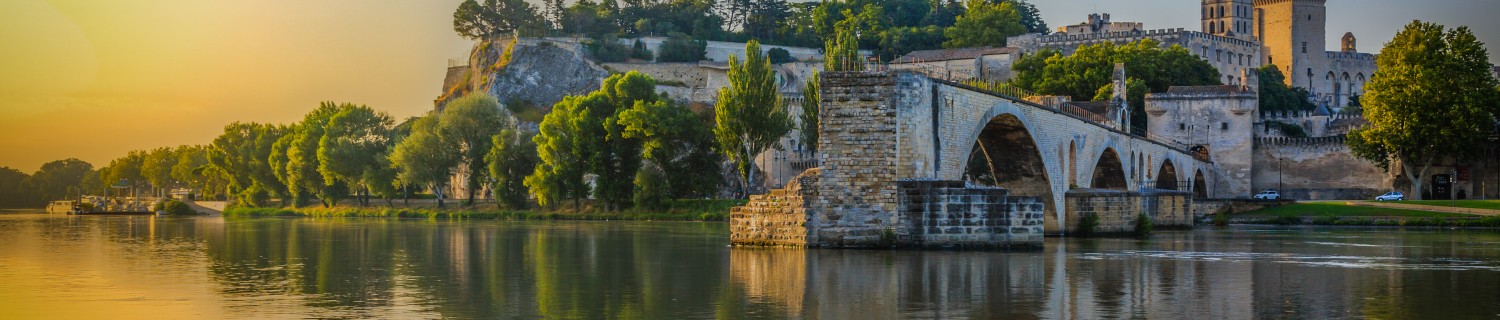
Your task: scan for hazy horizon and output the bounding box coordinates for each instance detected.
[2,0,1495,173]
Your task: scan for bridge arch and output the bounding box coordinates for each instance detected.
[1091,148,1128,189]
[1156,159,1179,190]
[963,112,1057,228]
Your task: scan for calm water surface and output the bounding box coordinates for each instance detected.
[1,211,1498,319]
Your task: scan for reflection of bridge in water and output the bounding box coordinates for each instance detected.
[733,67,1215,247]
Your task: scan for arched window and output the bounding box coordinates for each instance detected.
[1219,6,1225,18]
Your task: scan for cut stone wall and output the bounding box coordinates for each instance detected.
[1251,137,1392,200]
[897,180,1044,248]
[1064,189,1192,234]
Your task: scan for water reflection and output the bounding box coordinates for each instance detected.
[1,213,1498,319]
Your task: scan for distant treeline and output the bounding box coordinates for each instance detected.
[452,0,1049,62]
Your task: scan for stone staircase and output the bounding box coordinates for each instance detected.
[730,169,819,246]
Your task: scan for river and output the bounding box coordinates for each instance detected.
[0,211,1496,319]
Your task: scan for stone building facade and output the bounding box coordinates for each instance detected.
[1009,0,1378,110]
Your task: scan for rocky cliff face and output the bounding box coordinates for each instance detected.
[438,38,609,112]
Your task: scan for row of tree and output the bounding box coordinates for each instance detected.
[453,0,1049,62]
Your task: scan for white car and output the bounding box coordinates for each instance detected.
[1375,191,1405,201]
[1253,190,1280,200]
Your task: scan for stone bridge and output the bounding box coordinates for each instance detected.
[731,69,1214,248]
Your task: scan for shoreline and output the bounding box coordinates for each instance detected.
[222,201,743,222]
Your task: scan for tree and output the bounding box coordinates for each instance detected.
[439,94,512,206]
[1011,39,1221,131]
[1255,65,1317,112]
[527,95,588,210]
[140,147,178,194]
[453,0,544,39]
[942,0,1025,48]
[715,40,793,197]
[285,103,346,207]
[390,115,461,208]
[28,159,92,203]
[799,71,820,153]
[318,104,394,207]
[618,95,722,198]
[878,26,945,61]
[528,72,655,211]
[0,167,31,207]
[766,47,795,64]
[657,32,707,62]
[1006,0,1047,34]
[824,23,864,71]
[208,122,289,207]
[487,128,538,209]
[1347,21,1500,200]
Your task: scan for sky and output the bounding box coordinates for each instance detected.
[1,0,1496,173]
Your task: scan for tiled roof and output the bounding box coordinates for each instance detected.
[891,47,1017,64]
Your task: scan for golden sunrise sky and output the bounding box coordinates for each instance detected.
[1,0,1495,173]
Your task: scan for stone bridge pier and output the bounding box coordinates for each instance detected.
[731,71,1214,248]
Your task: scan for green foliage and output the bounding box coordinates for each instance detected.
[1076,212,1099,236]
[799,71,821,153]
[824,23,864,71]
[209,122,289,207]
[630,39,654,61]
[878,26,945,61]
[1264,120,1308,138]
[1091,77,1148,129]
[942,0,1025,49]
[617,93,723,198]
[0,167,32,207]
[1012,39,1221,131]
[154,199,199,216]
[585,35,633,62]
[716,41,794,197]
[766,47,795,64]
[1347,21,1500,200]
[27,159,92,204]
[439,94,513,205]
[529,71,654,211]
[657,32,707,62]
[1134,213,1153,237]
[389,115,459,208]
[452,0,545,39]
[632,165,670,211]
[1255,65,1317,112]
[317,103,394,207]
[487,128,538,209]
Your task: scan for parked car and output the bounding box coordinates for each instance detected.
[1375,191,1405,201]
[1253,190,1280,200]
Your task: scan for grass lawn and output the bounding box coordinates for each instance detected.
[1392,200,1500,211]
[1236,202,1474,218]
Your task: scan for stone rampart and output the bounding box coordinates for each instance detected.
[729,169,817,246]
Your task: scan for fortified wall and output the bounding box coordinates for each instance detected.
[1250,135,1393,200]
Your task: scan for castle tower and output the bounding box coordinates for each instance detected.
[1341,32,1357,52]
[1253,0,1328,88]
[1203,0,1254,40]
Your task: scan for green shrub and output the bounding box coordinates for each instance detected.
[633,166,669,211]
[1211,212,1230,226]
[657,32,706,62]
[1134,213,1154,237]
[154,199,199,216]
[585,36,632,62]
[1077,213,1100,236]
[767,48,795,64]
[630,39,654,61]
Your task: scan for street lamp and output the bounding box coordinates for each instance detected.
[1278,157,1284,193]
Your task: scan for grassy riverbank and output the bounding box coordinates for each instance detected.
[1232,202,1500,227]
[223,199,747,222]
[1398,200,1500,210]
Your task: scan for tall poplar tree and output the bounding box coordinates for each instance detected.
[715,40,793,197]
